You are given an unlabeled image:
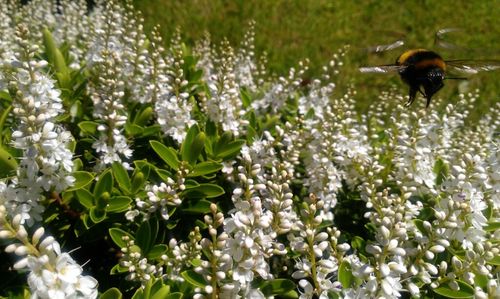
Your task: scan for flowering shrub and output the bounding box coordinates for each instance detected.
[0,1,498,299]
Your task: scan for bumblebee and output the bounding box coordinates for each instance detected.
[360,28,500,107]
[360,49,500,107]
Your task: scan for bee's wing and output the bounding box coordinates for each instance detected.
[366,40,405,53]
[359,30,406,53]
[445,60,500,74]
[359,64,405,73]
[434,28,464,50]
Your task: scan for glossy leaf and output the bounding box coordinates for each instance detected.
[338,260,354,288]
[184,132,206,164]
[67,171,94,192]
[75,188,94,209]
[187,161,222,177]
[150,140,180,170]
[109,228,134,248]
[110,264,129,274]
[155,168,173,182]
[134,106,153,126]
[0,146,18,178]
[215,140,245,160]
[181,124,200,162]
[125,123,144,136]
[182,199,213,214]
[260,279,296,297]
[78,121,99,135]
[100,288,122,299]
[136,221,153,254]
[183,183,225,198]
[106,196,132,213]
[432,280,474,298]
[112,162,131,193]
[181,270,206,288]
[93,169,113,198]
[151,285,171,299]
[240,88,252,108]
[147,244,168,259]
[89,207,106,223]
[487,255,500,266]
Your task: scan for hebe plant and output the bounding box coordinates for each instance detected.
[0,1,498,299]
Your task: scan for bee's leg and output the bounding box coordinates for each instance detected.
[418,87,426,97]
[406,87,418,106]
[425,95,432,108]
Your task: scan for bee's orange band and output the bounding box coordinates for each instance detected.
[397,49,428,65]
[415,58,446,71]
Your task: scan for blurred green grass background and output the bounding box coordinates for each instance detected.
[132,0,499,112]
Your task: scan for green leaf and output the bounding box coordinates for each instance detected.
[106,196,132,213]
[125,123,144,136]
[181,124,200,161]
[413,219,430,236]
[180,270,206,288]
[42,28,57,65]
[432,280,474,298]
[215,140,245,160]
[155,168,173,182]
[240,88,252,108]
[183,132,206,165]
[136,221,152,254]
[75,188,94,209]
[214,131,232,152]
[89,207,106,223]
[487,255,500,266]
[112,162,131,193]
[0,105,12,145]
[277,290,299,299]
[67,171,94,192]
[474,273,489,289]
[166,218,180,229]
[0,146,18,178]
[351,236,366,252]
[484,222,500,232]
[131,171,146,193]
[93,169,113,198]
[147,244,168,259]
[151,285,171,299]
[338,260,354,288]
[134,106,153,126]
[131,288,144,299]
[150,279,166,298]
[100,288,122,299]
[110,264,129,274]
[0,90,12,102]
[150,141,180,170]
[182,199,213,214]
[109,228,134,248]
[165,293,183,299]
[187,161,222,177]
[205,119,217,137]
[78,121,99,135]
[433,158,449,186]
[260,279,296,297]
[183,183,225,198]
[142,124,162,137]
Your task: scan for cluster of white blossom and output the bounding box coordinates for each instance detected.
[0,1,499,298]
[154,29,197,143]
[0,25,75,226]
[126,175,184,222]
[0,207,98,298]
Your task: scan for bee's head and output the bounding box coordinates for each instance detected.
[422,67,445,107]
